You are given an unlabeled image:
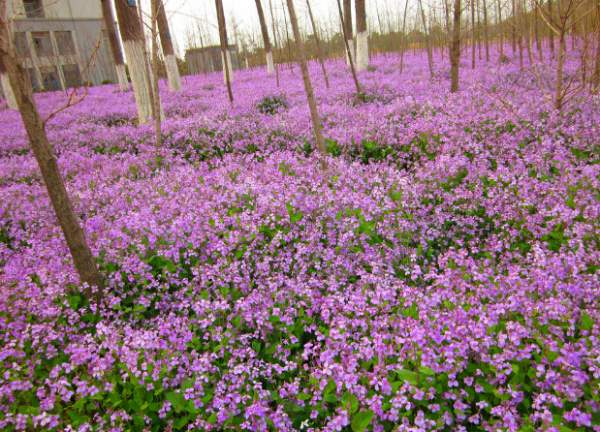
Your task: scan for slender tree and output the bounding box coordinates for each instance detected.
[100,0,128,91]
[497,0,504,59]
[114,0,154,124]
[284,0,325,154]
[156,0,181,91]
[511,0,517,54]
[150,0,163,146]
[472,0,476,68]
[593,0,600,91]
[0,2,104,299]
[343,0,354,65]
[399,0,410,73]
[450,0,462,92]
[0,52,16,109]
[482,0,489,61]
[355,0,369,71]
[418,0,435,78]
[336,0,362,93]
[255,0,275,75]
[306,0,330,88]
[268,0,280,86]
[215,0,234,103]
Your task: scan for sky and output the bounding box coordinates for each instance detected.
[141,0,424,57]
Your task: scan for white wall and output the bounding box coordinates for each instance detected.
[12,0,102,20]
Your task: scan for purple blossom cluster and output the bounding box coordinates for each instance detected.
[0,49,598,431]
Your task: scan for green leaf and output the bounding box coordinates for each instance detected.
[396,369,419,386]
[342,392,359,414]
[166,391,186,413]
[580,312,593,331]
[351,410,374,432]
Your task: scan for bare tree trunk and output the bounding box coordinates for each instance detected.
[517,0,524,69]
[150,0,162,146]
[534,1,543,60]
[355,0,369,71]
[255,0,275,75]
[280,0,294,69]
[215,0,234,103]
[472,0,476,68]
[0,19,104,299]
[268,0,280,86]
[593,0,600,91]
[450,0,462,92]
[0,54,16,109]
[336,0,362,93]
[477,0,482,60]
[482,0,490,61]
[284,0,325,154]
[114,0,154,124]
[100,0,128,91]
[419,0,435,78]
[548,0,555,57]
[343,0,354,65]
[156,0,181,91]
[306,0,329,88]
[400,0,410,73]
[511,0,517,54]
[555,30,566,109]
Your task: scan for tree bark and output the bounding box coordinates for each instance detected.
[114,0,154,124]
[450,0,462,92]
[0,18,104,299]
[593,0,600,91]
[268,0,280,86]
[306,0,329,88]
[482,0,489,61]
[418,0,435,78]
[100,0,128,91]
[215,0,234,103]
[497,0,504,59]
[511,0,517,54]
[150,0,163,146]
[336,0,361,93]
[548,0,555,57]
[343,0,354,65]
[0,55,17,109]
[355,0,368,71]
[400,0,410,73]
[156,0,181,91]
[255,0,275,75]
[472,0,476,68]
[284,0,325,154]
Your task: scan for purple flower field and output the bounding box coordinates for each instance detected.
[0,50,599,431]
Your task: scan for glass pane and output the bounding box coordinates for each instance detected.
[14,32,30,58]
[62,64,81,88]
[23,0,44,18]
[55,31,75,56]
[32,32,53,57]
[39,66,61,91]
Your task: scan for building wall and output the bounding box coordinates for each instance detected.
[11,0,102,20]
[186,46,240,76]
[9,0,117,90]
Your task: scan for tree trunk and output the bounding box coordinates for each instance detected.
[343,0,354,65]
[150,0,162,146]
[400,0,410,73]
[156,0,181,91]
[555,31,566,109]
[517,0,524,69]
[215,0,234,103]
[114,0,154,124]
[355,0,368,71]
[284,0,325,154]
[593,0,600,91]
[418,0,435,78]
[0,29,104,300]
[472,0,476,68]
[268,0,280,86]
[336,0,361,93]
[511,0,517,54]
[497,0,504,60]
[548,0,555,57]
[255,0,275,75]
[482,0,489,61]
[306,0,329,88]
[100,0,128,91]
[0,55,17,109]
[450,0,462,92]
[534,2,543,60]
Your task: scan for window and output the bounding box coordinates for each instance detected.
[55,31,75,56]
[23,0,44,18]
[14,32,30,57]
[39,66,61,91]
[27,68,41,91]
[31,31,53,57]
[62,64,81,88]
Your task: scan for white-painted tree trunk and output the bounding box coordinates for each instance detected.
[165,53,181,91]
[123,40,153,124]
[115,64,129,91]
[356,31,369,71]
[222,50,234,83]
[266,51,275,74]
[1,72,17,110]
[345,39,354,66]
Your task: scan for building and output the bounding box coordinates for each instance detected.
[185,45,241,75]
[9,0,117,91]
